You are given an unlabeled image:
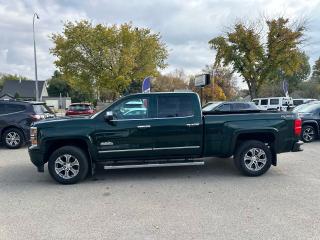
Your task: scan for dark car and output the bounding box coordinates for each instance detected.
[0,100,55,149]
[294,103,320,142]
[65,103,95,116]
[202,101,260,113]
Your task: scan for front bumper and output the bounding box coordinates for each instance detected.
[28,145,45,172]
[292,141,303,152]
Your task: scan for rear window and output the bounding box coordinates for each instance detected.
[261,99,268,105]
[157,96,194,118]
[69,104,92,111]
[33,104,52,114]
[298,104,320,113]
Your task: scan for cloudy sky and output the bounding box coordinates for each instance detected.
[0,0,320,81]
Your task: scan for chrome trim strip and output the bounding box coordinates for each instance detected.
[104,161,204,169]
[99,148,152,153]
[110,115,195,122]
[153,146,201,150]
[98,146,201,154]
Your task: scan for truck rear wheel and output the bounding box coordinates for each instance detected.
[234,140,272,176]
[48,146,89,184]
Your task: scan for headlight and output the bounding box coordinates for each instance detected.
[30,127,38,146]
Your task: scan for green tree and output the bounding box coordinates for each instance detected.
[311,57,320,83]
[209,17,306,98]
[47,70,71,97]
[50,21,168,100]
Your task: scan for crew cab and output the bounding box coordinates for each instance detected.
[28,92,303,184]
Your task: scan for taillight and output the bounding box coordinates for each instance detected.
[30,127,38,146]
[30,114,43,121]
[294,118,302,136]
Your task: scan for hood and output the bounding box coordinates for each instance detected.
[32,116,92,128]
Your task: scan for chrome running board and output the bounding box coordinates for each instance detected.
[103,161,204,170]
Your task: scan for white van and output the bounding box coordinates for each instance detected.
[252,97,294,111]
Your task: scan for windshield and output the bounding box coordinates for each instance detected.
[33,104,53,114]
[297,104,320,113]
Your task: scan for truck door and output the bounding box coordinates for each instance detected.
[152,94,202,157]
[93,96,156,160]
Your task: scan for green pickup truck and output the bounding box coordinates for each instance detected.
[28,92,303,184]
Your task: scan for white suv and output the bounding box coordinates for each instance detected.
[252,97,294,111]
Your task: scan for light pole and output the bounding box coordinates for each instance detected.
[33,13,40,101]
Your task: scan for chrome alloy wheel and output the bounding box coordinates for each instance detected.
[54,154,80,179]
[243,148,267,171]
[5,131,21,147]
[303,127,315,142]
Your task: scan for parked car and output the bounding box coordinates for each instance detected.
[202,101,260,112]
[252,97,294,111]
[294,103,320,142]
[28,92,302,184]
[293,98,318,106]
[0,100,55,149]
[65,103,95,116]
[292,101,320,113]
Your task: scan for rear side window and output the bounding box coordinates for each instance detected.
[217,104,231,111]
[232,103,258,111]
[261,99,268,105]
[69,104,92,111]
[0,104,6,114]
[270,99,279,105]
[6,104,26,113]
[157,96,194,118]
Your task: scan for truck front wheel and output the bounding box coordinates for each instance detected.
[48,146,89,184]
[234,140,272,176]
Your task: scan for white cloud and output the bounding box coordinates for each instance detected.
[0,0,319,83]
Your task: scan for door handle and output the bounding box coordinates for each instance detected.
[186,123,200,127]
[137,125,151,129]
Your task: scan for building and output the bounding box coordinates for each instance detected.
[0,79,48,101]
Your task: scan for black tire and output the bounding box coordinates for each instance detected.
[2,128,25,149]
[301,125,316,143]
[234,140,272,177]
[48,146,89,184]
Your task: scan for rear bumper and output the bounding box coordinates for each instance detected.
[292,141,303,152]
[28,146,45,172]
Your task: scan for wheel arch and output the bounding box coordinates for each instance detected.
[1,125,26,142]
[232,129,278,166]
[302,121,319,136]
[43,137,95,175]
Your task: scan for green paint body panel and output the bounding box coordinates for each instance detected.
[29,92,300,168]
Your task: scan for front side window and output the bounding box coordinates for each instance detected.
[270,99,279,105]
[157,96,193,118]
[217,104,231,111]
[110,98,149,120]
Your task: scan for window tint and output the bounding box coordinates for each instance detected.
[270,99,279,105]
[157,96,193,118]
[217,104,231,111]
[260,99,268,105]
[232,103,259,111]
[110,98,149,120]
[293,100,303,106]
[6,104,26,113]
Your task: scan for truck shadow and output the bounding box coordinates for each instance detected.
[91,157,241,183]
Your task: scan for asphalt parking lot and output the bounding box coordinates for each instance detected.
[0,142,319,240]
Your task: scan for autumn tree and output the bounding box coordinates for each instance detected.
[50,21,168,100]
[152,69,188,92]
[209,17,306,98]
